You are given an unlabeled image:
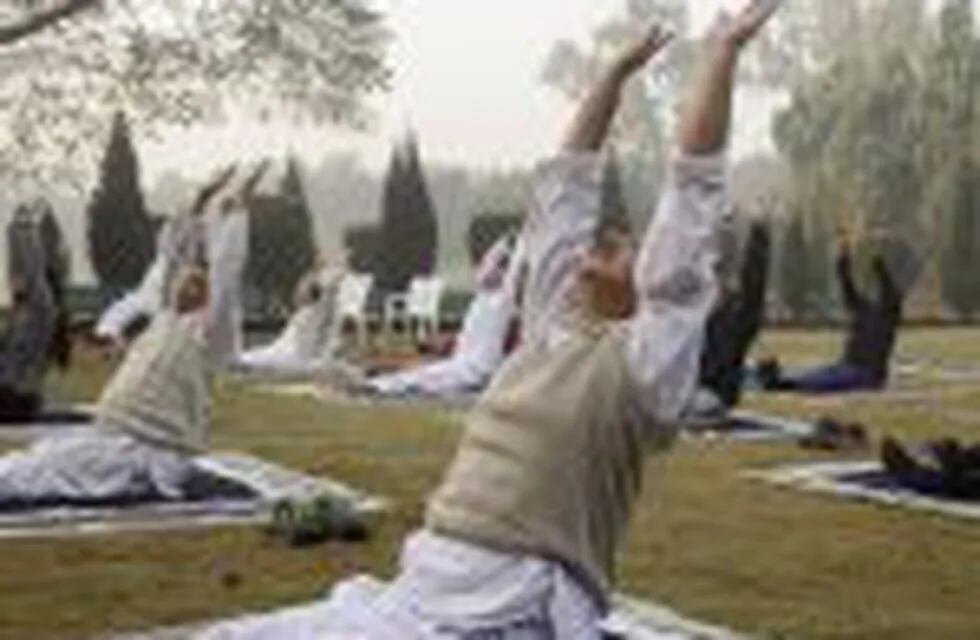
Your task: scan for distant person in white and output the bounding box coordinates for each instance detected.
[364,234,523,397]
[235,255,347,377]
[93,162,267,357]
[0,166,261,506]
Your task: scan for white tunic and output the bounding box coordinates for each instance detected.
[366,237,520,397]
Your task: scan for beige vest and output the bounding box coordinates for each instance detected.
[96,313,208,453]
[426,321,655,608]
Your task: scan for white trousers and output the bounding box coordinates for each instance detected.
[0,430,195,503]
[195,530,604,640]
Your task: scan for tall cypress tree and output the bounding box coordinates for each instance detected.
[86,111,154,296]
[246,158,316,315]
[779,211,812,321]
[378,134,438,292]
[940,159,980,320]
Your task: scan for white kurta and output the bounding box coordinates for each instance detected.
[196,148,728,638]
[236,267,345,376]
[366,237,520,397]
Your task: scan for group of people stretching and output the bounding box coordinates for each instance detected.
[0,1,974,635]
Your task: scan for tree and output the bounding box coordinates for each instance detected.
[344,224,382,275]
[246,158,316,316]
[86,111,155,295]
[468,213,522,264]
[778,212,811,321]
[377,135,438,292]
[939,159,980,319]
[0,0,391,189]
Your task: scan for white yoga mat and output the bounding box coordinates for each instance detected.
[256,382,479,412]
[0,452,386,540]
[683,411,815,443]
[743,460,980,521]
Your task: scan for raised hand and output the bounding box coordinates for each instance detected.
[613,23,674,76]
[241,158,272,197]
[192,163,238,216]
[711,0,783,49]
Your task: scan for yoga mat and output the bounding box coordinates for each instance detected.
[684,411,815,443]
[743,460,980,521]
[256,382,480,412]
[0,452,386,540]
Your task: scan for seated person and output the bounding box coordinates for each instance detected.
[0,181,251,508]
[759,246,904,393]
[881,436,980,500]
[0,202,70,423]
[235,257,347,375]
[92,163,250,347]
[200,6,782,636]
[690,220,770,416]
[362,234,523,397]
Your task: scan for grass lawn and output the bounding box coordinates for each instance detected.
[1,328,979,639]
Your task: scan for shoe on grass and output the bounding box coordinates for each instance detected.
[269,494,368,547]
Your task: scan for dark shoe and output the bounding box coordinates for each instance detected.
[799,416,844,450]
[269,494,368,547]
[881,436,920,476]
[757,358,783,390]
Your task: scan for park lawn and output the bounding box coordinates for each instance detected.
[0,329,979,639]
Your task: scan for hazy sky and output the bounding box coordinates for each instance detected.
[141,0,745,180]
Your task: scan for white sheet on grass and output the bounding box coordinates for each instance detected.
[0,451,385,540]
[682,411,815,443]
[743,460,980,520]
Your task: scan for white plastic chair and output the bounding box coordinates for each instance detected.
[384,276,445,344]
[336,273,374,347]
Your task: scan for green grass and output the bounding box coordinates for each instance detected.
[2,328,980,639]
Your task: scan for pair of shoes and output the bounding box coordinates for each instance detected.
[268,494,368,547]
[756,358,782,390]
[800,417,868,451]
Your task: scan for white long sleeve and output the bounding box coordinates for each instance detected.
[625,152,727,424]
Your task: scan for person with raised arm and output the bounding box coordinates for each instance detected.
[759,243,905,393]
[199,3,783,637]
[0,164,268,507]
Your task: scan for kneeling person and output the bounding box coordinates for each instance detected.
[0,262,239,507]
[201,5,783,637]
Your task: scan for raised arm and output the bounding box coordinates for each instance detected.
[737,221,771,320]
[563,25,673,152]
[191,164,238,216]
[521,25,672,344]
[836,248,865,311]
[873,255,902,313]
[239,159,272,202]
[628,0,781,424]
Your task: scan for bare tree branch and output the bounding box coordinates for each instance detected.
[0,0,100,47]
